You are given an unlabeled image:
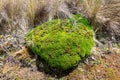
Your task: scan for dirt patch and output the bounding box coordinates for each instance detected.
[67,49,120,80]
[0,47,46,80]
[0,47,120,80]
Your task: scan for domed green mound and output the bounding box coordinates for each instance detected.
[26,15,95,71]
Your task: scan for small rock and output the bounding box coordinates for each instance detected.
[97,70,100,72]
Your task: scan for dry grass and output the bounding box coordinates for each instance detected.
[0,0,72,31]
[74,0,120,40]
[82,0,102,19]
[0,0,102,28]
[0,0,3,12]
[92,0,120,40]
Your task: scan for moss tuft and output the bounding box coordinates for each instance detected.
[25,15,95,71]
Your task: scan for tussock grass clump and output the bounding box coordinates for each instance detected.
[93,1,120,40]
[74,0,120,40]
[26,15,95,71]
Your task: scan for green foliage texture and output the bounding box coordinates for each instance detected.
[25,15,95,71]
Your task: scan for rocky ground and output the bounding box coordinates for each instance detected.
[0,44,120,80]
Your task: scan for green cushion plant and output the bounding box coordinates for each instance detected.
[25,15,95,71]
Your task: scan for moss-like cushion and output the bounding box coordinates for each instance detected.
[25,15,95,71]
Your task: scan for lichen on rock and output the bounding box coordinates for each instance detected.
[25,15,95,71]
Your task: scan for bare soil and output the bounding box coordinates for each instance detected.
[0,47,120,80]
